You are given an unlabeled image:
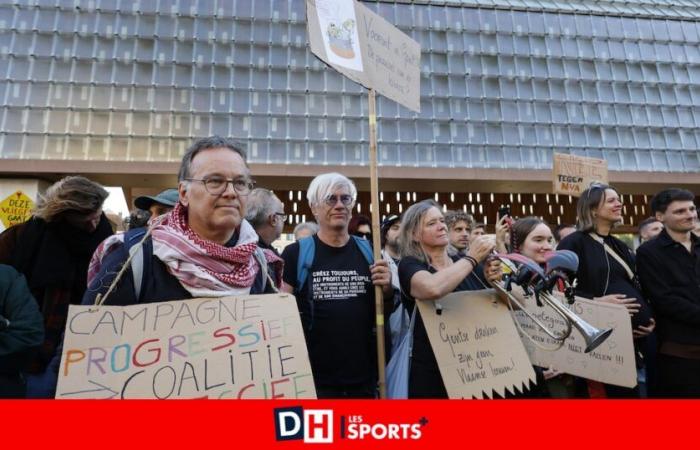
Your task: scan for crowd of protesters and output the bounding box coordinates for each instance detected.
[0,135,698,399]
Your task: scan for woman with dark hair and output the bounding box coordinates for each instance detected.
[557,183,655,398]
[0,176,113,390]
[349,214,372,240]
[508,217,573,397]
[397,199,501,398]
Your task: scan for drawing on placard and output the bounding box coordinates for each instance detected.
[316,0,363,71]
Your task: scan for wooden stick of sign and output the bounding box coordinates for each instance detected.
[367,88,387,399]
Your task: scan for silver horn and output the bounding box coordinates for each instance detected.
[496,252,613,353]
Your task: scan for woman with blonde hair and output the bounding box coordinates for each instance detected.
[0,176,112,395]
[397,199,501,398]
[557,183,655,397]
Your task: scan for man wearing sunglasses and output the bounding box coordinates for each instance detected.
[280,173,394,398]
[84,136,283,306]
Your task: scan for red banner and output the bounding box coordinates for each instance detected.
[1,400,695,448]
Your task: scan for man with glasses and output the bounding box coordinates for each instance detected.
[84,136,282,306]
[280,173,393,398]
[245,188,287,256]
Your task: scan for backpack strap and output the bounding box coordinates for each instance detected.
[351,235,374,265]
[253,246,278,293]
[296,236,316,290]
[124,228,151,303]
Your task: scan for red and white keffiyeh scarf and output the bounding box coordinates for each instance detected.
[87,203,283,297]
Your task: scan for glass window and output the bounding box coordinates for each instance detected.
[680,20,699,42]
[517,100,534,121]
[595,61,613,80]
[626,63,644,83]
[563,59,580,78]
[638,41,656,62]
[561,37,578,58]
[661,107,680,127]
[644,85,662,104]
[677,107,694,127]
[532,57,548,78]
[675,86,692,106]
[447,31,465,53]
[651,43,671,63]
[616,105,633,125]
[534,102,551,122]
[580,60,596,80]
[664,130,682,149]
[667,20,684,42]
[623,41,640,61]
[590,16,608,37]
[620,17,640,40]
[533,80,549,100]
[608,40,625,60]
[660,85,677,105]
[516,79,533,100]
[544,36,563,58]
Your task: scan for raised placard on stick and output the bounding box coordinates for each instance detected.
[416,290,536,399]
[552,153,608,197]
[56,294,316,399]
[306,0,421,112]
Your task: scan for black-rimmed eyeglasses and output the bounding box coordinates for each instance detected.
[186,177,255,196]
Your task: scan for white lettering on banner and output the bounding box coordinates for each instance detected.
[312,270,369,300]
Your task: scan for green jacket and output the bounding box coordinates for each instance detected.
[0,264,44,371]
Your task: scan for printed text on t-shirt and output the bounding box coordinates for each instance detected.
[311,270,369,300]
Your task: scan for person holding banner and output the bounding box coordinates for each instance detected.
[280,173,394,399]
[84,136,283,307]
[508,217,574,397]
[557,183,655,398]
[397,200,501,398]
[636,188,700,397]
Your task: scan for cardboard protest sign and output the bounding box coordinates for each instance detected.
[0,190,34,229]
[552,153,608,197]
[306,0,421,112]
[510,289,636,388]
[416,290,536,399]
[56,294,316,399]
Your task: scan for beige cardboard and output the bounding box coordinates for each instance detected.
[509,288,637,388]
[56,294,316,399]
[306,0,421,112]
[416,290,537,399]
[552,153,608,197]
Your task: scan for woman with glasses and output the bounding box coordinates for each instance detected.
[397,200,501,398]
[557,183,655,398]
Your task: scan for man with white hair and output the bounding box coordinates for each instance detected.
[245,188,286,255]
[280,172,393,398]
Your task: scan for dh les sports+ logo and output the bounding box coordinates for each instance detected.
[273,406,427,443]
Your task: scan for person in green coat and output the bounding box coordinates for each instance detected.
[0,264,44,398]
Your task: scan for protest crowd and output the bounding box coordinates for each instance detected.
[0,135,699,399]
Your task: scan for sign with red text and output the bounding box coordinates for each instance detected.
[55,294,316,399]
[417,290,536,399]
[306,0,421,112]
[552,153,608,197]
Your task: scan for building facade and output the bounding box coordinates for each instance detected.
[1,0,699,229]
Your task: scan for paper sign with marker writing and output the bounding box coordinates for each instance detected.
[56,294,316,399]
[552,153,608,197]
[417,290,536,399]
[510,288,636,388]
[306,0,421,112]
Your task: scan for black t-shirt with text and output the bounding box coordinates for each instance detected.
[282,235,375,388]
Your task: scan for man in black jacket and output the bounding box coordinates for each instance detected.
[637,188,700,397]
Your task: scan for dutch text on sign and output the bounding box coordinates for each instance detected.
[56,294,316,399]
